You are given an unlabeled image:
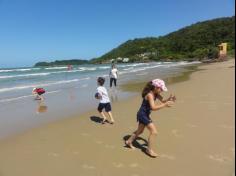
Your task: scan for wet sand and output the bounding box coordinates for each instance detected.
[0,59,234,176]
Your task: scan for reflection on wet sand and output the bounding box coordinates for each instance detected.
[36,101,48,113]
[109,88,118,102]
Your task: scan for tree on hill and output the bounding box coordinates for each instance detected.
[91,16,234,63]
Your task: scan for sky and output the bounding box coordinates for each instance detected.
[0,0,235,68]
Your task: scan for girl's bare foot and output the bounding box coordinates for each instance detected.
[146,149,159,158]
[125,140,135,149]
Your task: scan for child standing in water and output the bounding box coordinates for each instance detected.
[125,79,176,157]
[32,87,46,101]
[96,77,115,124]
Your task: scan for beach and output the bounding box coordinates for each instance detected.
[0,59,234,176]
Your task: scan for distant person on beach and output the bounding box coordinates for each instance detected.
[109,64,118,88]
[32,87,46,101]
[95,77,115,124]
[125,79,176,157]
[67,65,73,70]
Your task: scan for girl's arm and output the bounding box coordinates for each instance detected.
[157,94,176,103]
[147,93,173,111]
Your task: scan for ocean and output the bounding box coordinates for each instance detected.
[0,61,200,139]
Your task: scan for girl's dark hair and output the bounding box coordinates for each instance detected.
[97,77,105,86]
[142,81,156,98]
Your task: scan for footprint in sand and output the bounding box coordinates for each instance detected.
[219,125,235,130]
[171,129,183,138]
[130,174,140,176]
[159,153,176,160]
[186,123,198,128]
[207,154,232,163]
[48,152,60,157]
[105,144,116,149]
[222,102,233,106]
[112,162,125,168]
[230,148,235,156]
[73,151,80,155]
[81,133,90,136]
[82,164,95,170]
[95,140,103,144]
[176,100,184,104]
[129,163,139,168]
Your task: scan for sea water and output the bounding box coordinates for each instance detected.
[0,61,200,139]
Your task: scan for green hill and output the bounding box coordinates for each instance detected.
[34,59,89,67]
[91,16,235,63]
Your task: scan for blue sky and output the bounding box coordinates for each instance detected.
[0,0,235,68]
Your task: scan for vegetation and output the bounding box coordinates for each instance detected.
[34,16,235,66]
[34,59,89,67]
[91,16,235,63]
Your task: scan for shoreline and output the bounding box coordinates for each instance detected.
[0,62,200,140]
[0,59,234,176]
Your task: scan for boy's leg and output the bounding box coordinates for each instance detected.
[125,123,145,149]
[99,111,107,123]
[107,111,115,123]
[98,103,107,123]
[105,103,114,123]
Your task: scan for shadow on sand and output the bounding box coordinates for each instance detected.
[123,135,155,157]
[90,116,104,124]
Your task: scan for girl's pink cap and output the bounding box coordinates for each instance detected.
[152,79,168,91]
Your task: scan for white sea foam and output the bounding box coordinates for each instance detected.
[0,90,61,103]
[0,68,41,73]
[119,63,149,68]
[78,67,97,71]
[45,66,68,70]
[0,69,85,79]
[0,77,90,93]
[98,66,110,70]
[0,73,51,79]
[122,67,134,71]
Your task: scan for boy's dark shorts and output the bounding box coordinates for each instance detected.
[97,103,112,112]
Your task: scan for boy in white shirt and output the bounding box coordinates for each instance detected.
[96,77,115,124]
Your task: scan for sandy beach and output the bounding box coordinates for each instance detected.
[0,59,234,176]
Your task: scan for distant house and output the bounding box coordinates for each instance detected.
[123,58,129,62]
[117,57,123,61]
[218,43,227,59]
[110,59,115,63]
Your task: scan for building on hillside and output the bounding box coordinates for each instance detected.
[123,58,129,62]
[218,43,227,60]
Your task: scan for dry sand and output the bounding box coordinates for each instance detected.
[0,60,235,176]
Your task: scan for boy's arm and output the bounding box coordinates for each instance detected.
[96,88,103,99]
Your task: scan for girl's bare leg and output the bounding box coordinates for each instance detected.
[146,123,158,157]
[125,123,145,149]
[39,95,44,101]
